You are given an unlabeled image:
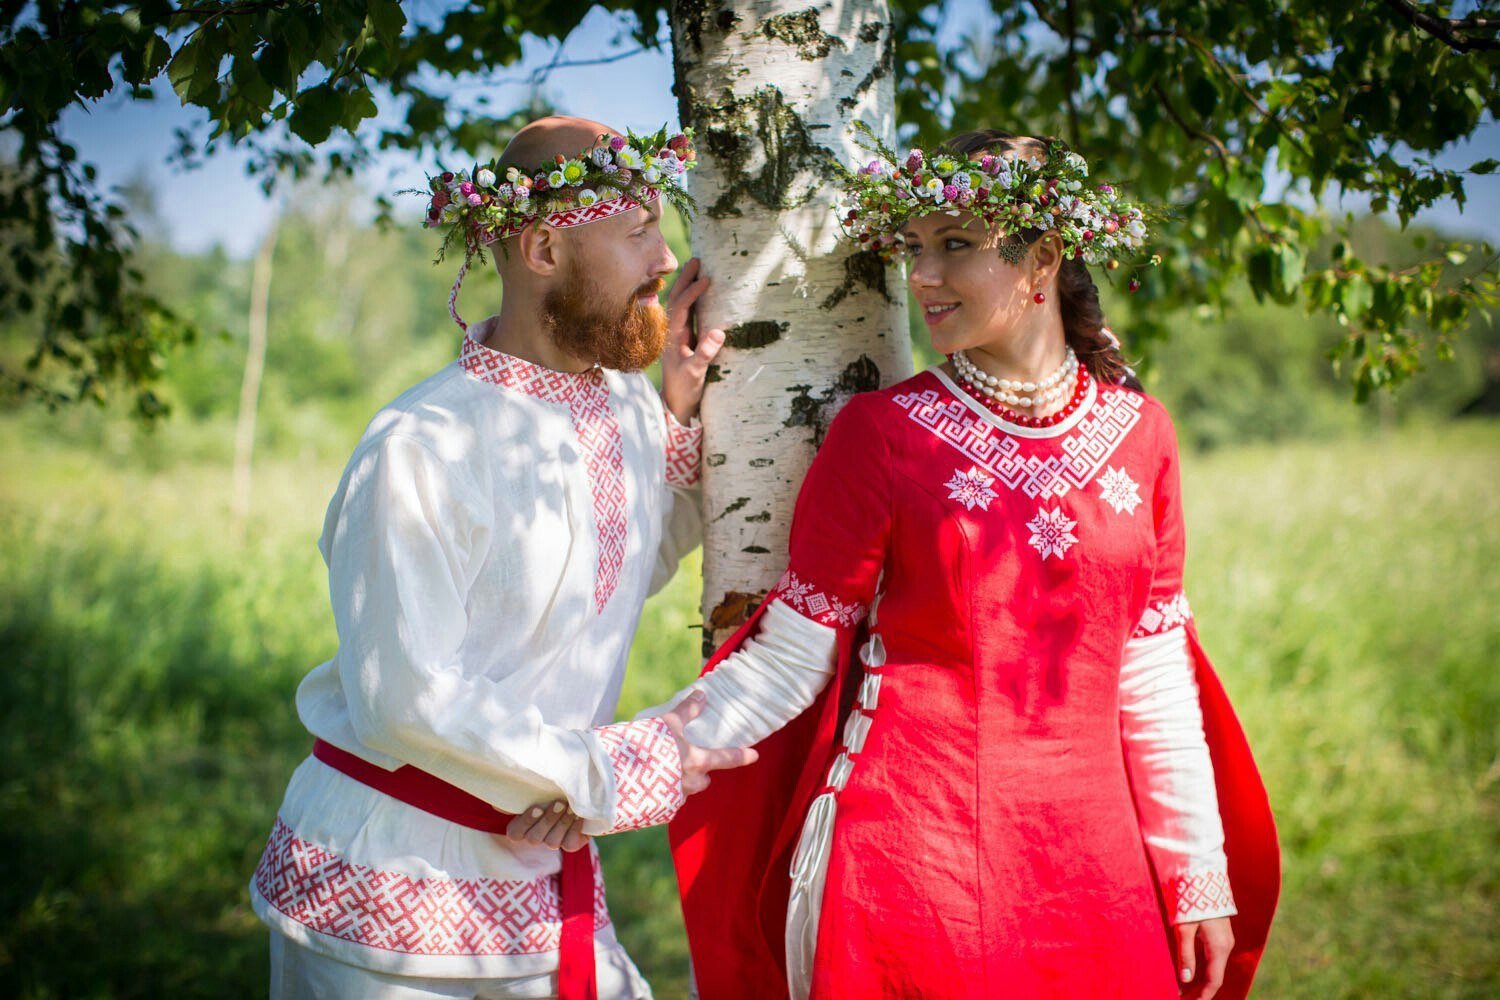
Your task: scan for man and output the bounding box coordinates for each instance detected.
[249,116,755,999]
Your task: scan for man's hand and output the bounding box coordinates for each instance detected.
[659,690,758,794]
[1174,916,1234,999]
[660,258,726,425]
[504,801,590,852]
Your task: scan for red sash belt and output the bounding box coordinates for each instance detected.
[312,739,598,1000]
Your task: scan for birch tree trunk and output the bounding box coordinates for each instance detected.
[231,216,278,540]
[671,0,911,651]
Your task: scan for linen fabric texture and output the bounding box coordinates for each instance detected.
[251,335,701,985]
[669,370,1280,1000]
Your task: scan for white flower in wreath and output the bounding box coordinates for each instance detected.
[1097,466,1143,515]
[547,169,566,188]
[476,167,497,187]
[1026,506,1079,560]
[576,188,600,208]
[642,164,662,184]
[945,466,999,511]
[615,146,644,169]
[590,146,614,167]
[924,177,947,201]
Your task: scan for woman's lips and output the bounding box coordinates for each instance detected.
[923,302,958,326]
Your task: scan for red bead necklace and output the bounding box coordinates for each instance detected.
[955,362,1090,428]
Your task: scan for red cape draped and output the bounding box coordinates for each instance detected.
[669,603,1279,999]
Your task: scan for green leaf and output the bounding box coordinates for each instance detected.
[289,83,343,144]
[1473,158,1499,175]
[1273,244,1304,303]
[367,0,407,49]
[1339,275,1372,319]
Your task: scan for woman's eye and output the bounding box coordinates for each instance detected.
[944,238,969,251]
[905,244,922,256]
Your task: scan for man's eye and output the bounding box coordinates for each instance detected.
[944,238,969,250]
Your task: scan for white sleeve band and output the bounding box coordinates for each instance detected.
[1119,627,1237,923]
[637,599,838,750]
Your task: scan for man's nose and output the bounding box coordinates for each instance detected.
[659,239,679,277]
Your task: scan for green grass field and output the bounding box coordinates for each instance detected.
[0,414,1496,998]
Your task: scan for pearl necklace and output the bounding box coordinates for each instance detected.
[955,363,1090,428]
[952,348,1077,409]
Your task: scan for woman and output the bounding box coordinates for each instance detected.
[524,130,1280,999]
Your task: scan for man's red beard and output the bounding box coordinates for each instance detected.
[541,260,668,372]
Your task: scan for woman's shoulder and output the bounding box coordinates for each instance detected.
[1097,380,1181,451]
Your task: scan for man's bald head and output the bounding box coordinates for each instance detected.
[498,115,621,173]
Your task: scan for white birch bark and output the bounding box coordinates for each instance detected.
[671,0,911,649]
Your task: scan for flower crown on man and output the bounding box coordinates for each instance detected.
[835,121,1155,283]
[419,119,698,332]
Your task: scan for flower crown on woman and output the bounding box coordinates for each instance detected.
[419,125,698,331]
[836,122,1151,273]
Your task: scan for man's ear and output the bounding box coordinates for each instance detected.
[518,222,561,277]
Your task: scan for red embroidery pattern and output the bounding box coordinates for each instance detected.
[1164,869,1235,922]
[771,570,867,629]
[891,382,1143,500]
[1134,592,1193,637]
[252,818,608,957]
[486,189,661,243]
[459,337,627,612]
[663,410,703,488]
[595,718,686,833]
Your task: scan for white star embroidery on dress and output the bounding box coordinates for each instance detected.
[945,465,1000,511]
[1097,466,1143,515]
[1026,506,1079,560]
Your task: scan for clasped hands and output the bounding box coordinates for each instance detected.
[503,690,755,853]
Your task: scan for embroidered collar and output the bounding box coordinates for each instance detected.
[458,334,605,405]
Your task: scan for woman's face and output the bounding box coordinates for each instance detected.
[901,210,1036,357]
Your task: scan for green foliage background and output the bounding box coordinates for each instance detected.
[0,201,1496,996]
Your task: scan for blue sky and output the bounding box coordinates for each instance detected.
[57,3,1500,259]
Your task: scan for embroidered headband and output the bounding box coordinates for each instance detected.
[835,122,1154,276]
[419,125,698,332]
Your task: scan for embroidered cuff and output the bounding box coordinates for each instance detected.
[1134,591,1194,638]
[769,569,867,630]
[663,406,703,488]
[593,717,686,833]
[1162,868,1237,924]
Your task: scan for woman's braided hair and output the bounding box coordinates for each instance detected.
[941,128,1141,391]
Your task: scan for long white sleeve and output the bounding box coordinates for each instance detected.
[1119,627,1237,923]
[637,599,839,749]
[322,433,683,836]
[649,408,705,596]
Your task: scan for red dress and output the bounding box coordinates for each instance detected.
[670,370,1279,999]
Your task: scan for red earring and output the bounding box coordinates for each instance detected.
[1033,291,1046,304]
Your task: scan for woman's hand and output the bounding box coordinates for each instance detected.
[504,692,756,851]
[504,801,590,852]
[659,689,759,794]
[1174,916,1234,999]
[660,258,726,425]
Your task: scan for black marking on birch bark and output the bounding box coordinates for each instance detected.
[707,453,727,467]
[744,511,772,522]
[707,590,766,643]
[821,249,892,310]
[705,363,723,383]
[758,8,845,60]
[783,355,882,446]
[858,22,883,43]
[839,23,895,111]
[699,85,843,220]
[748,457,775,467]
[714,496,751,522]
[742,545,771,554]
[724,320,788,349]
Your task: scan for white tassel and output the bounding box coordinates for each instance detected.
[786,791,839,1000]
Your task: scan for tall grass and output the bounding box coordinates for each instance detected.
[0,415,1495,997]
